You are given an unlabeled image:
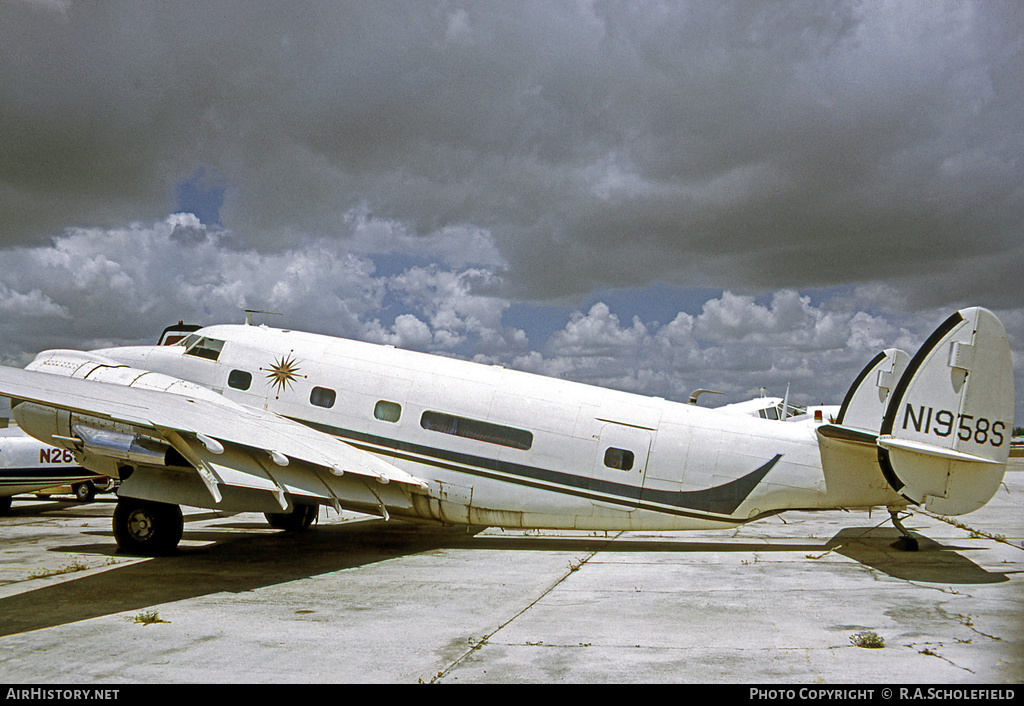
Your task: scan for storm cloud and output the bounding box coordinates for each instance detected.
[1,1,1021,418]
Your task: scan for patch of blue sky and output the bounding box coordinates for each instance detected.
[174,168,226,227]
[578,283,725,328]
[501,283,725,354]
[366,252,439,279]
[367,252,441,324]
[501,300,576,349]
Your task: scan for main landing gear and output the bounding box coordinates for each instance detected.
[113,498,183,556]
[889,510,919,552]
[264,504,318,531]
[112,498,320,555]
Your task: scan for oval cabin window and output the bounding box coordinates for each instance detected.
[310,386,337,408]
[228,370,252,391]
[374,400,402,423]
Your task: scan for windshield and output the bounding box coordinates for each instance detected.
[183,335,224,361]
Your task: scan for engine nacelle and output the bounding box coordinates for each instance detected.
[12,402,179,476]
[12,351,232,478]
[73,425,175,467]
[26,349,228,404]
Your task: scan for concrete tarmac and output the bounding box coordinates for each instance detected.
[1,469,1022,684]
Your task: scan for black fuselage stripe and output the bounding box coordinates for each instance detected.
[291,417,775,522]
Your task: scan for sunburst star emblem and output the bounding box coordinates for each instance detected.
[262,353,303,396]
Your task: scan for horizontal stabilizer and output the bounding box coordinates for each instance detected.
[877,436,1004,465]
[816,423,878,447]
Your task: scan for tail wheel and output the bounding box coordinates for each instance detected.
[265,504,318,531]
[113,498,183,555]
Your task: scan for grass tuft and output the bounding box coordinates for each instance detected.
[128,610,168,626]
[850,631,885,648]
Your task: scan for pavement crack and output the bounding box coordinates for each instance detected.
[956,613,1002,642]
[913,645,976,675]
[423,532,622,683]
[922,510,1024,551]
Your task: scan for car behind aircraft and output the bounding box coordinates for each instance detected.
[0,307,1014,555]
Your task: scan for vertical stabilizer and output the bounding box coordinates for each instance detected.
[836,348,910,435]
[877,308,1014,515]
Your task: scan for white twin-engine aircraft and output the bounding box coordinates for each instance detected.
[0,306,1014,556]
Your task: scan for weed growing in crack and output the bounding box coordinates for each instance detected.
[850,631,885,648]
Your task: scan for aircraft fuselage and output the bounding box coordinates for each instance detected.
[91,324,904,530]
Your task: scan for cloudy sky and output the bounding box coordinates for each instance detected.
[2,1,1022,424]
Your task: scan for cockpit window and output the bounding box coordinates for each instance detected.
[183,336,225,361]
[757,401,807,420]
[159,323,201,346]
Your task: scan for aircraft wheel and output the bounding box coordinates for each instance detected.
[891,535,919,552]
[74,482,96,503]
[265,504,318,531]
[113,498,183,555]
[0,496,11,515]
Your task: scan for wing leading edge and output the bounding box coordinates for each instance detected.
[0,365,427,514]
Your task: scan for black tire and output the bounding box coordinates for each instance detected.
[74,482,96,503]
[113,498,183,555]
[0,496,12,514]
[264,504,318,531]
[891,535,920,552]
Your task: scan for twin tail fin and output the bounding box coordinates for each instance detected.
[825,307,1015,515]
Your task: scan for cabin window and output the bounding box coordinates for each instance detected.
[603,447,635,471]
[310,386,337,408]
[374,400,402,423]
[183,336,224,362]
[420,411,533,451]
[228,370,252,391]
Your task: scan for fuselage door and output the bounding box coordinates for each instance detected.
[589,423,652,511]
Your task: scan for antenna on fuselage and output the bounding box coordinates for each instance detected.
[688,389,724,405]
[243,309,283,326]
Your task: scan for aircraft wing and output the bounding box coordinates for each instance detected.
[0,365,428,507]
